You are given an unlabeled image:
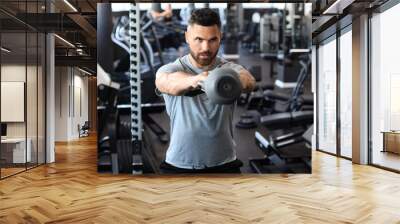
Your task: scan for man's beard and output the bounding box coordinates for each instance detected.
[189,49,219,67]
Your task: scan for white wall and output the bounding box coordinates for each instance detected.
[54,67,89,141]
[46,33,55,163]
[55,66,69,141]
[71,72,89,138]
[1,65,26,132]
[1,65,39,138]
[1,63,46,164]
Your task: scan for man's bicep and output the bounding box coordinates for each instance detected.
[155,72,170,94]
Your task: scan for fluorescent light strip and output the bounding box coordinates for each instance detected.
[1,47,11,53]
[54,34,75,48]
[63,0,78,12]
[78,67,93,76]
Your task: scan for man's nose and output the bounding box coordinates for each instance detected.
[201,41,210,51]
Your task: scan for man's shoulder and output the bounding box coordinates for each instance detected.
[156,57,184,75]
[218,57,235,66]
[165,57,181,66]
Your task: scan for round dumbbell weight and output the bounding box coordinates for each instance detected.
[184,67,242,104]
[202,67,242,105]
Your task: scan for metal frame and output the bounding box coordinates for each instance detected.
[368,0,400,172]
[44,0,48,167]
[0,19,2,179]
[315,44,319,151]
[337,23,352,160]
[36,1,39,169]
[25,0,28,172]
[336,22,341,157]
[315,19,354,160]
[315,0,400,172]
[0,0,47,180]
[129,3,143,173]
[367,11,373,166]
[373,0,400,13]
[315,33,337,156]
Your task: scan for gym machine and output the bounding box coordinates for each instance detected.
[240,12,261,53]
[260,10,284,59]
[115,14,172,144]
[223,3,242,60]
[97,3,164,174]
[236,51,312,129]
[249,125,312,173]
[145,8,187,52]
[273,4,311,87]
[237,65,274,107]
[257,4,310,85]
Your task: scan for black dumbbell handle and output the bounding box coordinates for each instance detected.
[184,88,204,97]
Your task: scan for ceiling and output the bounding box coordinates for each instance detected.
[0,0,100,71]
[311,0,389,42]
[4,0,327,71]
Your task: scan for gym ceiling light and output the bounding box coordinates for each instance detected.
[78,67,93,76]
[54,34,75,48]
[63,0,78,12]
[1,47,11,53]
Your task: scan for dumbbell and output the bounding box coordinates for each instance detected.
[186,67,243,105]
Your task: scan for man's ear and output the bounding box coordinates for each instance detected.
[185,31,188,44]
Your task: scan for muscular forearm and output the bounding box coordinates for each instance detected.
[238,70,256,93]
[156,71,199,96]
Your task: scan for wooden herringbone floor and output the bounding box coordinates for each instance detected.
[1,135,400,224]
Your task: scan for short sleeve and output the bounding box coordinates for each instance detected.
[156,60,184,78]
[155,60,185,97]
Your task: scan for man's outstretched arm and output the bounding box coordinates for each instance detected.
[238,69,256,93]
[155,71,208,96]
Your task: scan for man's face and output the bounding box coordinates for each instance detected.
[185,24,221,67]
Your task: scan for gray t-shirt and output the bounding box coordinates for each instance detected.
[156,55,244,169]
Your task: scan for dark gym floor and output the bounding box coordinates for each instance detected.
[146,46,311,173]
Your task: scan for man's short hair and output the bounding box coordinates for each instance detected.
[188,8,221,29]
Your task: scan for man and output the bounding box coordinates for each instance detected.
[148,3,183,51]
[155,8,256,174]
[149,3,173,22]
